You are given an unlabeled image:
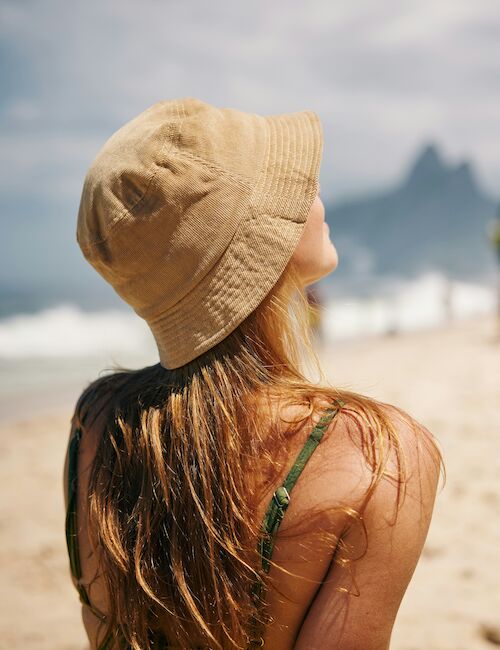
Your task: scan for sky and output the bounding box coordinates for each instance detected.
[0,0,499,306]
[1,0,499,206]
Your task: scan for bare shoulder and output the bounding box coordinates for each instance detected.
[316,398,442,511]
[293,398,443,650]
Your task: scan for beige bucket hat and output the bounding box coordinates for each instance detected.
[76,97,323,369]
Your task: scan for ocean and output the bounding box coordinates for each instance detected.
[0,271,496,423]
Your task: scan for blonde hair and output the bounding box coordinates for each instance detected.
[73,260,445,649]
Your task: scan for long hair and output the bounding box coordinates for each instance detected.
[73,259,445,649]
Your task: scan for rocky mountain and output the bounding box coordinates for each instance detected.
[326,143,498,290]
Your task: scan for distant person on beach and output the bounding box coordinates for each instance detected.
[488,207,500,332]
[64,98,444,649]
[491,207,500,260]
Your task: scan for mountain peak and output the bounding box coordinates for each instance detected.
[452,160,473,180]
[405,142,446,186]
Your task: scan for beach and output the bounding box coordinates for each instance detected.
[1,316,499,650]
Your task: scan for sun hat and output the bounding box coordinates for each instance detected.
[76,97,323,369]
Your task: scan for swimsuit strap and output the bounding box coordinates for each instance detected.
[65,427,219,649]
[65,426,118,648]
[247,398,344,648]
[67,427,156,648]
[65,399,344,649]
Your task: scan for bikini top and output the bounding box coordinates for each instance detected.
[65,399,344,649]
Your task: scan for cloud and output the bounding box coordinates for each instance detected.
[0,0,499,201]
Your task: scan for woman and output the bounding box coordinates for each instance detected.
[64,97,444,650]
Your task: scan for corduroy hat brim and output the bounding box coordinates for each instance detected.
[147,109,323,369]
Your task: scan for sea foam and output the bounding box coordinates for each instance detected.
[0,272,496,359]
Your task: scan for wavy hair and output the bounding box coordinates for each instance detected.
[72,260,445,649]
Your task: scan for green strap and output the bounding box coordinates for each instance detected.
[65,400,344,649]
[65,427,103,618]
[247,399,344,646]
[65,428,126,646]
[258,399,344,574]
[65,427,82,580]
[65,428,207,649]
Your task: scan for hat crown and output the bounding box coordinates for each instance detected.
[75,97,323,368]
[77,99,256,314]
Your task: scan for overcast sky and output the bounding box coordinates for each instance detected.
[1,0,499,206]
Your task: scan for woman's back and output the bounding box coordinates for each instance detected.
[64,386,440,649]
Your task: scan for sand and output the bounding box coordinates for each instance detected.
[1,316,499,650]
